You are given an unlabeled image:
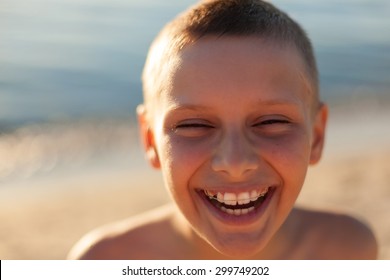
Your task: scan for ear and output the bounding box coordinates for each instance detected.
[136,104,161,169]
[309,103,328,165]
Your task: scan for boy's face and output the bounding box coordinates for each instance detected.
[139,36,327,257]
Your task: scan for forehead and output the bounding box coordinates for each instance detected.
[165,36,312,102]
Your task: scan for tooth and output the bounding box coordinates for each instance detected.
[259,187,269,197]
[234,209,241,216]
[237,192,250,205]
[208,190,216,197]
[241,208,249,215]
[250,190,258,201]
[221,206,227,213]
[248,206,255,213]
[217,192,224,203]
[224,192,237,205]
[226,208,234,215]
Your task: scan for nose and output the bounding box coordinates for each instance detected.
[211,129,259,179]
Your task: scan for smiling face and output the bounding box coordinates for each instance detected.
[138,36,327,258]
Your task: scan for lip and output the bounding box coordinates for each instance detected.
[196,186,276,226]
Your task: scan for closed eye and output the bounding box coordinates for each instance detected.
[176,123,214,129]
[252,118,292,135]
[259,119,290,126]
[173,121,215,137]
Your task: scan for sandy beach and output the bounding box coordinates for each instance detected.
[0,103,389,260]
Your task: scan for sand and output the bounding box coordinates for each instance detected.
[1,104,389,260]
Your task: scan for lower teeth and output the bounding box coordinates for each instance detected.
[221,206,255,216]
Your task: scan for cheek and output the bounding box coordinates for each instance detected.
[157,136,212,227]
[163,135,212,164]
[264,132,311,189]
[157,136,209,194]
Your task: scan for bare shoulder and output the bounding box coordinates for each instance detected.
[67,204,180,260]
[291,207,378,259]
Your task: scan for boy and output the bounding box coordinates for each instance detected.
[68,0,377,259]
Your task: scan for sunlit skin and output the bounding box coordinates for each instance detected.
[143,36,327,258]
[67,35,378,260]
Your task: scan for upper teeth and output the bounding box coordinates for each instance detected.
[205,188,269,206]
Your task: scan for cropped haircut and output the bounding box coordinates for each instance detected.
[142,0,319,112]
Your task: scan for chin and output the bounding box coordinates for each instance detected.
[206,232,270,259]
[213,243,264,260]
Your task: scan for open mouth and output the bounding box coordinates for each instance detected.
[201,187,272,216]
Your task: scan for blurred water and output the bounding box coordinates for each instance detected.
[1,0,389,182]
[1,0,389,123]
[0,0,194,124]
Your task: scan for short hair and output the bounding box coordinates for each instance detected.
[142,0,319,111]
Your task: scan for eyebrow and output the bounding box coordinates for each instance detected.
[166,104,212,113]
[169,98,301,109]
[254,98,303,107]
